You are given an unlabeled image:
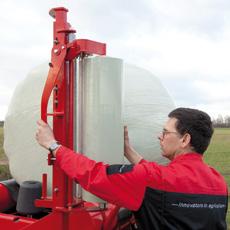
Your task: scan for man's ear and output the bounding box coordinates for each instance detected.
[181,133,191,148]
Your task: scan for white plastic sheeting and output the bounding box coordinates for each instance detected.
[77,57,123,164]
[3,56,175,199]
[77,57,124,202]
[123,65,175,163]
[3,65,52,186]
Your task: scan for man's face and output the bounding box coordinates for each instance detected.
[158,117,183,160]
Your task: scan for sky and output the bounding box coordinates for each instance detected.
[0,0,230,120]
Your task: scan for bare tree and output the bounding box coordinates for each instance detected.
[224,115,230,127]
[212,115,230,128]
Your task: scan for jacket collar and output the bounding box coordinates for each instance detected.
[171,152,203,163]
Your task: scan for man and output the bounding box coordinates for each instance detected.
[36,108,228,229]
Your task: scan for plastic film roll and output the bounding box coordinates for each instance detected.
[78,56,124,202]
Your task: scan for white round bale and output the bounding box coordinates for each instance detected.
[3,57,174,193]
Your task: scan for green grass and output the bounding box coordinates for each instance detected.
[0,165,11,180]
[204,128,230,187]
[0,126,11,180]
[0,126,4,160]
[204,128,230,229]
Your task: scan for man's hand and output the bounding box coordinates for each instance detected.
[36,119,56,150]
[124,126,143,164]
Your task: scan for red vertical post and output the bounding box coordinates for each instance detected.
[38,7,107,229]
[67,59,75,206]
[41,174,47,199]
[49,7,74,209]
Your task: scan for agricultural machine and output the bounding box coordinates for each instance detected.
[0,7,137,230]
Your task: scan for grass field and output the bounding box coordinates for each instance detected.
[204,128,230,228]
[0,126,4,160]
[0,126,229,227]
[0,126,11,180]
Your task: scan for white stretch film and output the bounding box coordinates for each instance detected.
[79,57,123,163]
[78,56,124,202]
[123,65,175,163]
[4,64,52,187]
[3,57,175,201]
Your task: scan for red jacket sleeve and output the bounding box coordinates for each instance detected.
[56,146,149,210]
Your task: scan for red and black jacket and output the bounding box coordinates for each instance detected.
[56,146,228,230]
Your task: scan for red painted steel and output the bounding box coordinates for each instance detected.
[66,39,106,60]
[0,184,15,212]
[41,174,47,200]
[67,59,75,207]
[0,7,135,230]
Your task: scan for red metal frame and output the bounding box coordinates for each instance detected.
[0,7,135,230]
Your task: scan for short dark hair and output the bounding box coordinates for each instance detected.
[168,108,214,154]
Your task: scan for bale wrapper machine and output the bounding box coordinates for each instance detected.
[0,7,136,230]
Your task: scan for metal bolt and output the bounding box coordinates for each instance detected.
[54,86,58,95]
[54,49,59,54]
[54,188,59,193]
[99,202,107,210]
[54,39,59,45]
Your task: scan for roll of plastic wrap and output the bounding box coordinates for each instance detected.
[3,56,175,200]
[78,56,124,202]
[78,56,123,163]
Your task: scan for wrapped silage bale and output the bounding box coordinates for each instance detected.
[123,64,175,163]
[3,65,52,186]
[3,56,175,195]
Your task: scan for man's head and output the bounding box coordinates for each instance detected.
[158,108,213,160]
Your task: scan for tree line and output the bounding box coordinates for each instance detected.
[212,115,230,128]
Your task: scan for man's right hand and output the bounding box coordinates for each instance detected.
[124,126,143,164]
